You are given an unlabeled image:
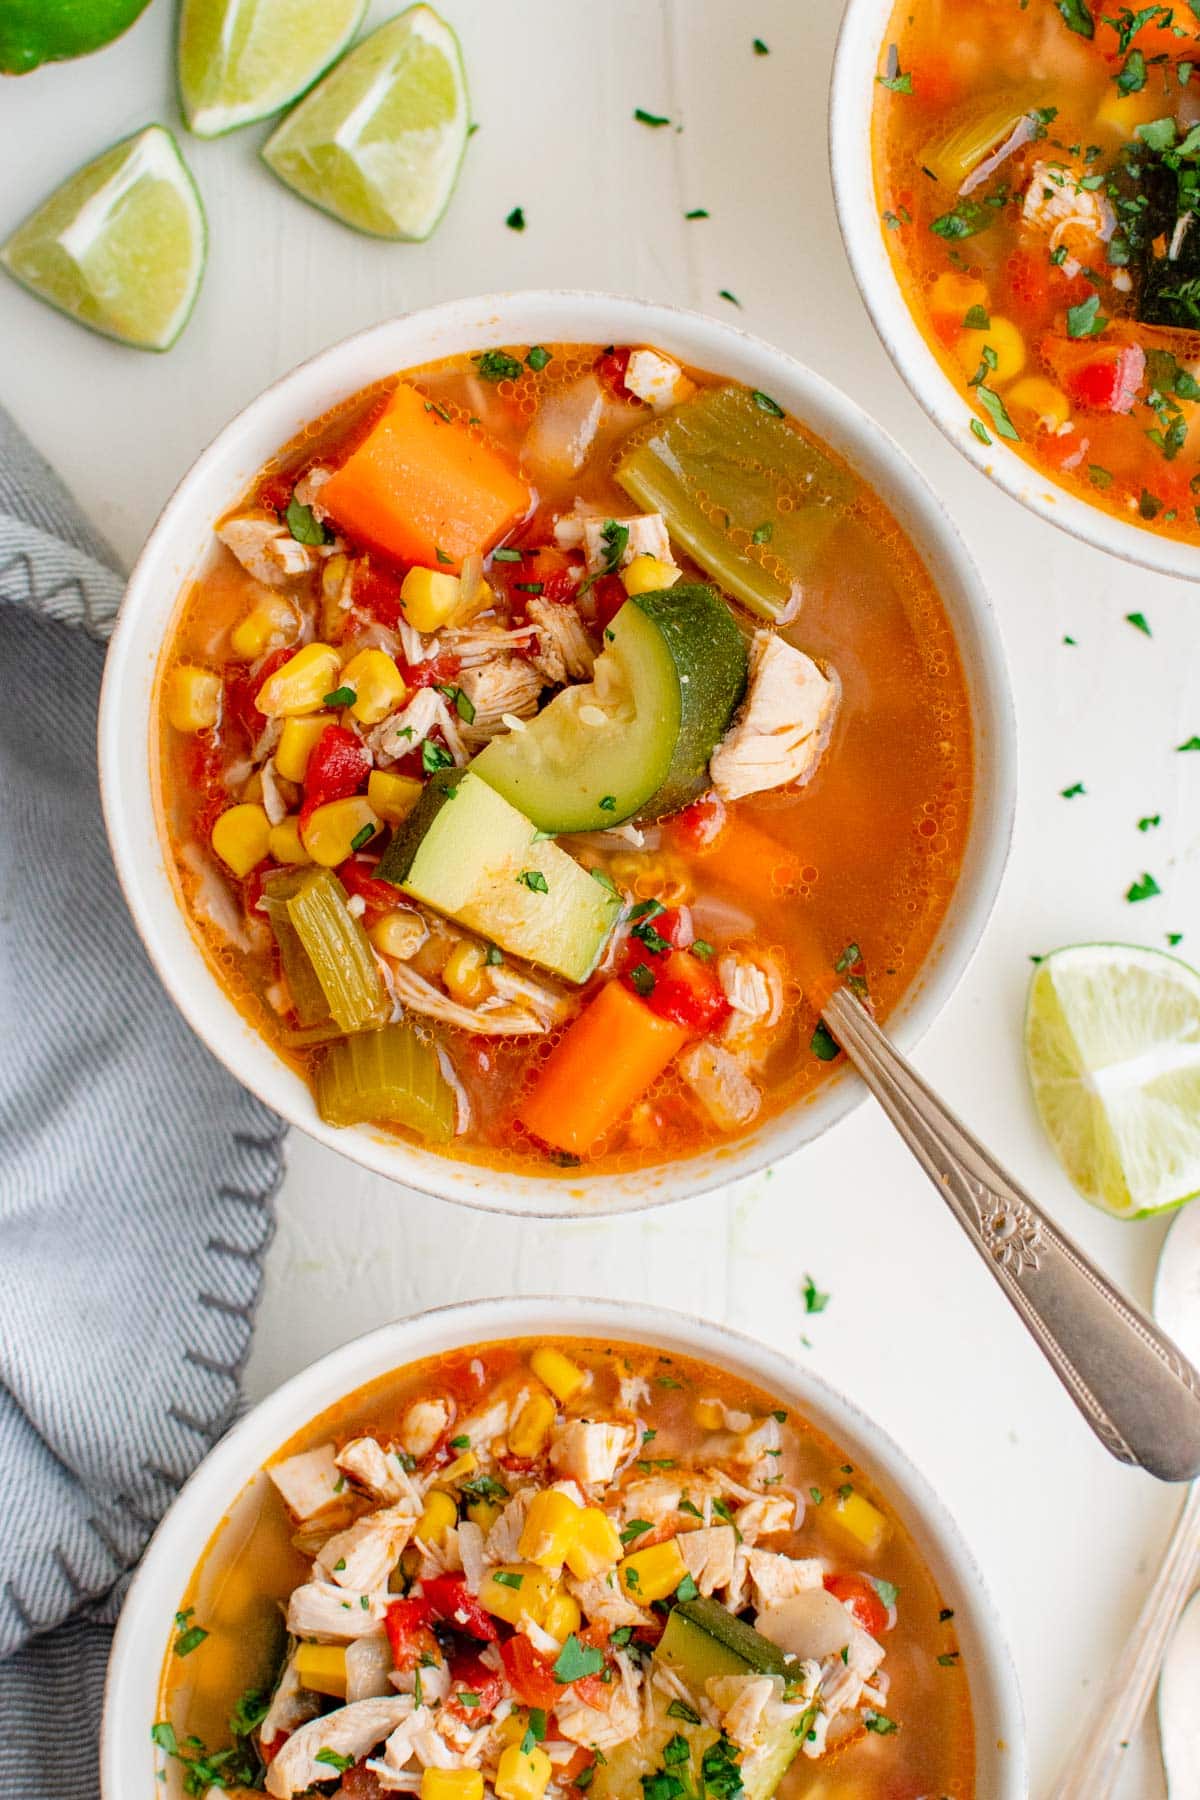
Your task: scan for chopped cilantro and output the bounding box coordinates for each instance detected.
[526,345,551,371]
[802,1274,830,1314]
[1060,781,1086,797]
[751,389,784,416]
[323,685,356,707]
[675,1574,699,1602]
[598,795,617,811]
[1057,0,1094,35]
[629,962,656,997]
[634,108,671,127]
[493,546,523,562]
[316,1748,356,1772]
[620,1519,654,1545]
[685,207,710,219]
[474,349,524,383]
[810,1021,840,1061]
[517,869,549,893]
[718,288,741,306]
[873,1577,900,1609]
[1067,290,1107,337]
[1138,813,1162,830]
[285,496,331,546]
[1127,612,1153,636]
[864,1711,899,1735]
[553,1634,605,1682]
[752,37,769,53]
[751,520,774,544]
[975,385,1020,440]
[506,206,526,231]
[1126,871,1162,901]
[421,739,453,776]
[963,303,991,329]
[349,822,377,852]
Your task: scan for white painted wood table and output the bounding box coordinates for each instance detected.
[4,2,1199,1791]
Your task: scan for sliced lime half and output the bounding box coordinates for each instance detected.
[261,4,470,241]
[0,126,206,352]
[178,0,367,139]
[1025,943,1200,1218]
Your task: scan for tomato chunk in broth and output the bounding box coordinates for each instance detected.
[156,342,973,1174]
[873,0,1200,540]
[156,1339,975,1799]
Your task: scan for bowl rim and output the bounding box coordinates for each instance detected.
[829,0,1200,583]
[99,1293,1029,1799]
[98,289,1017,1217]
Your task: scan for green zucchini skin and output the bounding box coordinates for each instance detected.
[633,585,747,822]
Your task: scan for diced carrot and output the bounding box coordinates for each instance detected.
[668,807,803,901]
[519,981,686,1155]
[320,384,531,571]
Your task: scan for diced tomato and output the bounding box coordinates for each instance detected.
[499,1634,566,1708]
[445,1651,504,1722]
[225,646,294,744]
[825,1573,889,1637]
[909,56,964,109]
[1055,341,1146,414]
[420,1574,500,1641]
[576,572,626,635]
[384,1596,435,1670]
[396,651,463,690]
[353,557,407,630]
[561,1748,595,1786]
[595,345,639,402]
[300,725,371,827]
[336,856,405,923]
[666,794,726,852]
[635,947,730,1033]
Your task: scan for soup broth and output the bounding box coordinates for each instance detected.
[157,1338,975,1799]
[156,343,973,1173]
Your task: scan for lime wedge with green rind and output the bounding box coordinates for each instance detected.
[0,126,206,352]
[1025,943,1200,1218]
[0,0,152,74]
[178,0,367,139]
[261,4,470,241]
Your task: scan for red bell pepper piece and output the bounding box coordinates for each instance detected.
[1060,343,1145,414]
[353,558,406,630]
[621,907,729,1034]
[384,1596,435,1670]
[336,855,405,923]
[445,1650,504,1722]
[300,725,370,828]
[420,1574,500,1641]
[499,1634,566,1709]
[595,345,638,402]
[824,1572,889,1637]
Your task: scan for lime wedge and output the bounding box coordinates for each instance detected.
[262,4,470,241]
[1,0,152,73]
[178,0,367,139]
[1025,943,1200,1218]
[0,126,205,351]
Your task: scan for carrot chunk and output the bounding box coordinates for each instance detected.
[321,383,530,570]
[519,980,686,1155]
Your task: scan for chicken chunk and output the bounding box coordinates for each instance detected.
[565,1572,653,1631]
[258,1652,321,1755]
[316,1501,417,1591]
[218,512,317,587]
[525,597,595,685]
[679,1041,761,1132]
[709,631,838,802]
[265,1696,414,1797]
[400,1397,452,1460]
[548,1419,634,1488]
[582,513,672,573]
[268,1444,342,1522]
[285,1579,388,1641]
[746,1549,824,1610]
[458,656,543,746]
[370,688,466,767]
[1022,158,1116,264]
[554,1656,642,1750]
[735,1494,796,1544]
[337,1436,409,1504]
[624,349,692,412]
[678,1525,738,1596]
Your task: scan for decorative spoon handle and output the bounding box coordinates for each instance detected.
[1048,1481,1200,1799]
[823,987,1200,1482]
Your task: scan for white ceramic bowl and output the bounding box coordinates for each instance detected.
[830,0,1200,582]
[99,291,1016,1216]
[100,1295,1027,1798]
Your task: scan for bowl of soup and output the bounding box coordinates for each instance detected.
[100,1295,1026,1799]
[833,0,1200,577]
[99,292,1015,1213]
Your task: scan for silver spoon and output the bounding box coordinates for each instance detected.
[1037,1202,1200,1798]
[823,987,1200,1482]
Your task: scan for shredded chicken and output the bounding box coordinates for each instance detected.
[679,1040,761,1131]
[218,512,317,587]
[679,1524,739,1595]
[582,512,672,572]
[337,1437,412,1505]
[265,1697,414,1797]
[442,619,540,666]
[710,631,838,802]
[525,597,595,685]
[286,1579,390,1642]
[624,349,691,411]
[548,1419,635,1488]
[268,1445,343,1521]
[388,960,557,1037]
[400,1397,453,1459]
[554,1653,642,1749]
[316,1502,417,1591]
[746,1549,825,1610]
[718,950,785,1053]
[370,688,467,766]
[1022,159,1116,265]
[457,657,543,746]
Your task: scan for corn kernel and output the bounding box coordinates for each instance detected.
[268,817,310,865]
[496,1746,552,1800]
[229,595,296,660]
[256,642,342,717]
[166,664,221,733]
[368,768,423,826]
[519,1489,584,1569]
[1005,376,1071,431]
[211,803,271,878]
[293,1642,347,1698]
[417,1488,458,1546]
[275,715,329,783]
[300,796,381,867]
[369,908,426,960]
[509,1392,556,1460]
[540,1589,581,1642]
[439,1450,478,1483]
[694,1398,724,1431]
[618,1536,688,1603]
[1095,86,1166,136]
[479,1563,556,1627]
[621,553,681,596]
[831,1490,889,1556]
[321,552,350,640]
[443,940,488,1005]
[530,1347,586,1404]
[422,1773,484,1800]
[927,270,989,321]
[952,316,1026,386]
[401,566,462,632]
[466,1494,503,1533]
[339,648,407,725]
[495,1714,529,1749]
[565,1508,622,1580]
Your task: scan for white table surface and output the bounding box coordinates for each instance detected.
[5,2,1199,1791]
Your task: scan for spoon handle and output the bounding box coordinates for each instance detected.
[823,988,1200,1483]
[1048,1481,1200,1800]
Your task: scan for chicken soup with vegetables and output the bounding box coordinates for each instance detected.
[156,1338,975,1799]
[873,0,1200,538]
[156,343,974,1172]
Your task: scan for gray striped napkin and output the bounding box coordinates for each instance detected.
[0,407,286,1799]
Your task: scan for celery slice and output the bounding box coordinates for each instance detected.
[615,384,853,623]
[264,867,385,1033]
[315,1021,456,1140]
[920,91,1047,189]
